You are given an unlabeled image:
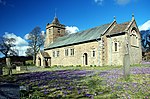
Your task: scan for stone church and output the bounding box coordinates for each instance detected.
[36,15,142,67]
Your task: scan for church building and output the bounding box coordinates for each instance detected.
[36,15,142,67]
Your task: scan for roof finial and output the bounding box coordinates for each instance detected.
[132,13,134,20]
[114,16,116,21]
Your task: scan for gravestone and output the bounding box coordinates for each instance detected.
[0,83,20,99]
[16,66,27,71]
[123,38,130,79]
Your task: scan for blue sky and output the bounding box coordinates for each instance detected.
[0,0,150,56]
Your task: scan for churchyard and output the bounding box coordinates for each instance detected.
[0,64,150,99]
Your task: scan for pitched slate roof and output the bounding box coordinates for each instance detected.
[107,22,130,36]
[46,23,111,49]
[52,17,60,24]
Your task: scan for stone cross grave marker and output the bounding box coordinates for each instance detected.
[6,58,12,75]
[6,58,11,67]
[123,38,130,79]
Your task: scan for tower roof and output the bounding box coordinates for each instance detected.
[51,17,60,24]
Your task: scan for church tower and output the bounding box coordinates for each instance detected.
[44,17,65,48]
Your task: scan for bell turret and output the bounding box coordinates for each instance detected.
[44,17,65,48]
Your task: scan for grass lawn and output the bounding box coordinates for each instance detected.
[0,65,150,99]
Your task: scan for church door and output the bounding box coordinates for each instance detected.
[83,53,88,65]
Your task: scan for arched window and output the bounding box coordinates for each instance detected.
[114,42,118,51]
[70,48,74,56]
[130,28,139,47]
[65,49,69,56]
[113,38,119,52]
[91,48,96,57]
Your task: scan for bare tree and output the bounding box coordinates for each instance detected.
[25,48,33,56]
[0,35,17,75]
[26,26,45,64]
[0,36,17,57]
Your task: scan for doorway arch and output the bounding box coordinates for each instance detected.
[43,52,51,67]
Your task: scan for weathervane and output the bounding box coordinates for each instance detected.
[132,13,134,20]
[114,16,116,21]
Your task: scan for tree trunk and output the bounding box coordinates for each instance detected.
[33,54,36,65]
[8,68,12,75]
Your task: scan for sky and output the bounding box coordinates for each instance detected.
[0,0,150,56]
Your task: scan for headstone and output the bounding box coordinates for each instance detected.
[16,66,21,71]
[16,66,26,71]
[0,83,20,99]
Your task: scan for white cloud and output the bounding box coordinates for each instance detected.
[41,31,45,38]
[41,31,45,36]
[139,20,150,31]
[3,32,29,56]
[114,0,130,5]
[94,0,103,5]
[13,46,30,56]
[24,34,30,40]
[4,32,28,46]
[65,26,79,34]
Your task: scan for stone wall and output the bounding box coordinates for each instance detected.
[107,34,126,66]
[45,41,103,66]
[127,20,142,64]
